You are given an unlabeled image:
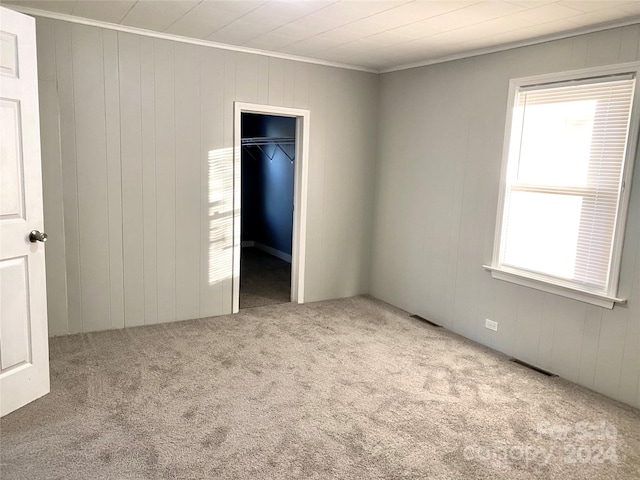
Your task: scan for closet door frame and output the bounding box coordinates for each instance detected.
[232,102,310,313]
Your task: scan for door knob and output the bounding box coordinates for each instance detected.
[29,230,48,243]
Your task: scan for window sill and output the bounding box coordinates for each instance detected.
[482,265,626,309]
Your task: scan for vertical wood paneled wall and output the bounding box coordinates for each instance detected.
[35,15,637,408]
[371,25,640,408]
[36,18,379,336]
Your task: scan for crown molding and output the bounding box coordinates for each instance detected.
[380,16,640,74]
[6,5,379,74]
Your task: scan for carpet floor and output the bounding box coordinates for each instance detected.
[1,296,638,479]
[239,247,291,309]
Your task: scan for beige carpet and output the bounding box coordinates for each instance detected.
[1,296,638,479]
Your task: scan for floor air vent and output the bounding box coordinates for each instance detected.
[510,358,557,377]
[410,314,441,327]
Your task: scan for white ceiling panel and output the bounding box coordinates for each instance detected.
[5,0,640,71]
[121,0,200,32]
[165,1,264,38]
[621,3,640,16]
[206,20,270,45]
[268,22,323,40]
[360,30,414,48]
[332,0,412,18]
[310,1,402,23]
[71,1,136,24]
[558,1,624,13]
[243,1,333,25]
[243,32,297,51]
[567,7,640,27]
[385,17,456,38]
[279,40,334,56]
[3,0,77,15]
[389,2,528,38]
[483,18,580,45]
[505,2,584,23]
[509,1,556,6]
[280,34,347,55]
[284,10,354,33]
[365,1,479,29]
[328,17,395,38]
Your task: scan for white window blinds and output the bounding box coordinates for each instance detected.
[499,74,635,294]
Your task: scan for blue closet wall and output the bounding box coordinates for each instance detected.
[241,113,295,257]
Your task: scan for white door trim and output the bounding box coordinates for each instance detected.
[232,102,310,313]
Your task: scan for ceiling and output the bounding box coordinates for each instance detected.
[5,1,640,72]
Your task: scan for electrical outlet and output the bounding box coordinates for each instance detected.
[485,319,498,332]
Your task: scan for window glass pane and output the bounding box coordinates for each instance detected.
[517,100,595,186]
[502,191,582,280]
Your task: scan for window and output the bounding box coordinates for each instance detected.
[488,64,640,309]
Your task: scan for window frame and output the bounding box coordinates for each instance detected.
[486,62,640,309]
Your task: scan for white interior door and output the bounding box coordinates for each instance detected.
[0,6,49,417]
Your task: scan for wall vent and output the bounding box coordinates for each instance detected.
[510,358,557,377]
[410,314,441,327]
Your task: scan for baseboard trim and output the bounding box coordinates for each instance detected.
[242,241,292,263]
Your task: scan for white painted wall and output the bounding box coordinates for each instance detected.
[36,17,378,336]
[371,26,640,408]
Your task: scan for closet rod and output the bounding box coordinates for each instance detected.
[241,136,295,163]
[241,136,295,146]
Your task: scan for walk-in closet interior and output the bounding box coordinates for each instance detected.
[240,113,296,309]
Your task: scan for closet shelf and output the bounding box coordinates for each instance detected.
[242,136,295,163]
[242,136,295,146]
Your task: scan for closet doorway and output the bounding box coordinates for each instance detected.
[240,112,294,308]
[232,103,310,313]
